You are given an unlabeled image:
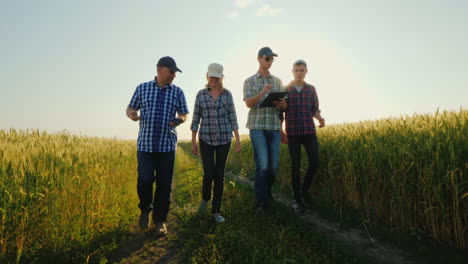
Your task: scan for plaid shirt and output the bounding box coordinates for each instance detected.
[191,88,239,146]
[128,78,189,152]
[243,73,284,130]
[283,83,320,136]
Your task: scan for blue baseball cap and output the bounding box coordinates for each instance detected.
[258,47,278,57]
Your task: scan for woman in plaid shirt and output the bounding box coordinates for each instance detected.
[191,63,241,223]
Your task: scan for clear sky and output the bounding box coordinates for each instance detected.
[1,0,467,140]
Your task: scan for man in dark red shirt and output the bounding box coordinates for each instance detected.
[280,59,325,214]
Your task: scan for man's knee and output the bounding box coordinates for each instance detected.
[137,175,154,185]
[257,167,268,173]
[309,159,320,170]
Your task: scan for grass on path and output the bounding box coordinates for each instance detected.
[165,147,362,263]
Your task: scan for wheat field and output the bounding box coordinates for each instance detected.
[1,109,467,263]
[228,109,467,248]
[0,129,138,263]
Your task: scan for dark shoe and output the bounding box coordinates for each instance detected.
[292,200,305,214]
[268,192,274,201]
[138,211,150,229]
[302,191,315,207]
[198,200,209,214]
[255,202,266,214]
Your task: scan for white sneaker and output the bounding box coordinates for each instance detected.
[292,200,305,214]
[198,200,209,213]
[155,222,168,236]
[213,213,225,223]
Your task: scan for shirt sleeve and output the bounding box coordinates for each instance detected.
[244,78,265,108]
[243,79,252,99]
[227,91,239,130]
[311,86,320,114]
[128,86,141,110]
[190,92,201,131]
[177,89,190,115]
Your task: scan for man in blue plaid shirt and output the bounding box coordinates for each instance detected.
[126,56,189,236]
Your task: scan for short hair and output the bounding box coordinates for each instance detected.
[293,59,307,68]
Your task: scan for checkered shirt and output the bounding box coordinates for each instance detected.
[243,73,284,130]
[282,83,320,136]
[128,79,189,152]
[190,88,239,146]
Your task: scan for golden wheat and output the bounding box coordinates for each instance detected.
[227,109,467,248]
[1,129,138,263]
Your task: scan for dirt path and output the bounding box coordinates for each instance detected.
[106,189,181,264]
[105,144,461,264]
[226,171,418,264]
[109,171,419,264]
[105,224,173,264]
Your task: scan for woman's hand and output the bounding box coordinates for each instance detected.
[191,141,199,156]
[235,140,241,152]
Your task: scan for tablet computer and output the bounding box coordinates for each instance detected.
[259,92,287,108]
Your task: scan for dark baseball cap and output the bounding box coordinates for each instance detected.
[258,47,278,57]
[157,56,182,73]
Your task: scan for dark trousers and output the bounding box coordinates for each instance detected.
[199,139,231,213]
[287,134,320,201]
[137,150,175,223]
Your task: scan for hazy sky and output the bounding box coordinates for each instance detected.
[1,0,467,140]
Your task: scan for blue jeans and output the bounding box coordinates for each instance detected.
[249,129,280,205]
[137,150,175,223]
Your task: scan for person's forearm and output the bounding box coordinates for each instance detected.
[178,114,188,122]
[244,91,265,108]
[191,130,197,142]
[313,111,323,120]
[126,106,136,117]
[233,130,240,142]
[126,107,139,121]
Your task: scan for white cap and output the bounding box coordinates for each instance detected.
[207,63,224,78]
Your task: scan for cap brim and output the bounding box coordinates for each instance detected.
[170,66,182,73]
[208,73,223,78]
[259,52,278,57]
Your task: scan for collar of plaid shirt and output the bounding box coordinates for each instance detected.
[153,76,173,89]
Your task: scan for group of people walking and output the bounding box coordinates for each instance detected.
[126,47,325,236]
